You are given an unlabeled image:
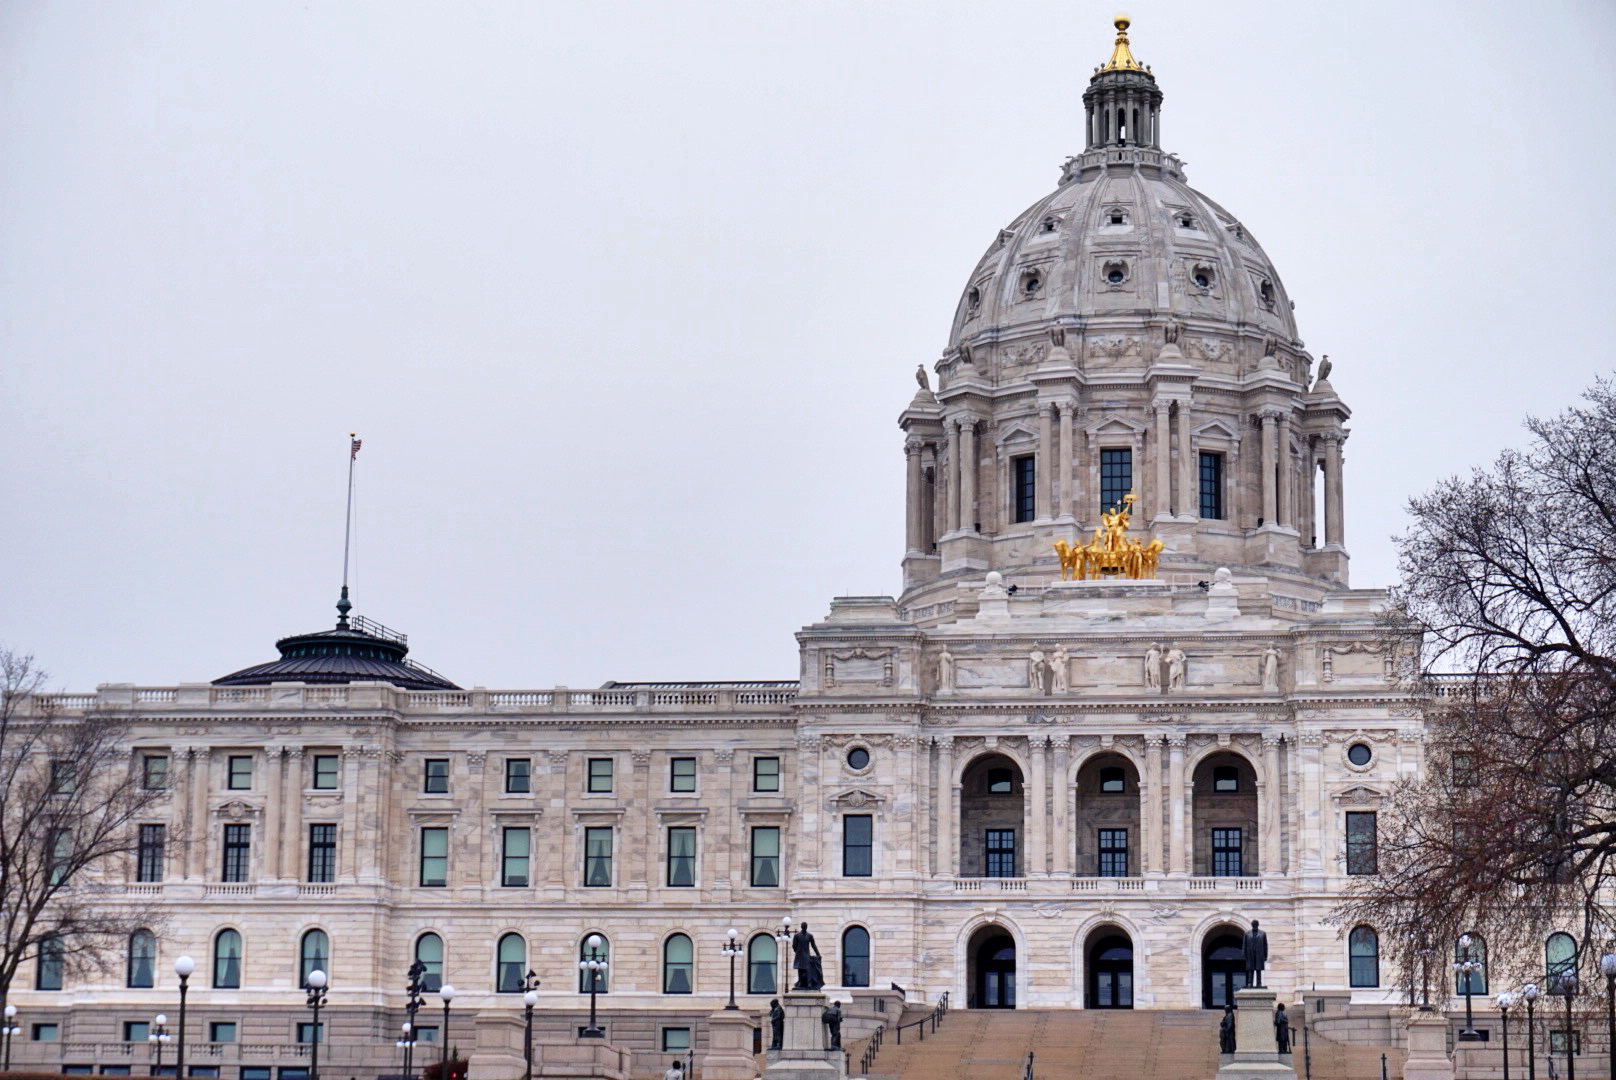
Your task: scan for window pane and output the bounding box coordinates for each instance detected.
[841,927,870,988]
[843,816,872,877]
[661,1028,691,1053]
[222,825,251,882]
[585,827,613,887]
[578,937,610,993]
[670,757,697,793]
[1100,448,1132,512]
[587,758,613,793]
[747,935,777,994]
[37,936,64,990]
[1199,452,1224,520]
[1098,829,1128,877]
[420,827,448,887]
[753,757,780,792]
[497,934,525,993]
[128,931,156,988]
[312,756,339,790]
[667,827,696,887]
[227,756,252,790]
[1545,933,1576,977]
[423,759,449,794]
[300,931,328,987]
[137,825,166,883]
[1213,767,1239,792]
[213,931,241,989]
[986,829,1017,877]
[663,934,693,994]
[1212,828,1243,877]
[1345,812,1377,875]
[1455,935,1487,995]
[1348,927,1379,988]
[143,756,169,791]
[502,828,530,887]
[415,934,444,992]
[307,824,336,883]
[209,1023,237,1044]
[750,827,780,887]
[505,759,531,794]
[1012,456,1036,524]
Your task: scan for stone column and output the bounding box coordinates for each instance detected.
[1262,736,1284,875]
[1276,413,1294,527]
[1324,434,1345,545]
[1058,402,1076,519]
[1260,411,1278,526]
[262,746,284,880]
[282,748,303,882]
[959,419,978,532]
[339,746,362,882]
[945,421,961,532]
[1300,445,1316,545]
[934,737,954,876]
[904,437,924,552]
[1153,400,1172,517]
[1143,735,1164,875]
[1177,401,1196,520]
[1036,403,1054,520]
[630,749,651,887]
[188,747,211,881]
[1027,736,1047,876]
[1051,735,1071,875]
[1297,733,1323,873]
[1167,735,1188,875]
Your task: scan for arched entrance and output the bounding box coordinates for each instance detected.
[1202,929,1247,1008]
[968,925,1016,1009]
[1085,928,1133,1009]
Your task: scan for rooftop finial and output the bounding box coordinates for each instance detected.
[1102,15,1145,73]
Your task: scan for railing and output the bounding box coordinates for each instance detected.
[1188,876,1264,891]
[1024,1049,1036,1080]
[1070,877,1144,891]
[858,1025,883,1074]
[955,878,1026,891]
[894,991,948,1045]
[204,883,254,898]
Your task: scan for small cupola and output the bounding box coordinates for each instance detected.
[1082,17,1163,150]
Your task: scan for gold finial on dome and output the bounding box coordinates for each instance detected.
[1101,14,1146,73]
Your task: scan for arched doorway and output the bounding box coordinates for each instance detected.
[1085,929,1133,1009]
[1202,929,1247,1008]
[968,926,1016,1009]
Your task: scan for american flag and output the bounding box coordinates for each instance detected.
[350,436,362,460]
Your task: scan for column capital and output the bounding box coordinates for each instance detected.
[905,435,925,454]
[1166,733,1188,749]
[931,734,955,749]
[950,413,980,433]
[1143,733,1165,749]
[1256,407,1285,424]
[1037,401,1056,417]
[1260,734,1283,750]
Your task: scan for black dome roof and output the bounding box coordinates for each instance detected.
[214,601,459,691]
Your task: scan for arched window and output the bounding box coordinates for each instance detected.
[747,934,777,995]
[841,926,871,988]
[1348,926,1378,988]
[414,933,443,993]
[663,934,693,994]
[496,933,525,993]
[1455,934,1487,995]
[577,934,610,994]
[299,929,329,988]
[1545,932,1576,979]
[213,929,243,989]
[127,929,156,988]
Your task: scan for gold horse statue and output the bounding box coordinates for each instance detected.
[1054,493,1164,580]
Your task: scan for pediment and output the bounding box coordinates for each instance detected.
[829,788,886,810]
[1085,414,1147,438]
[214,799,260,821]
[1334,785,1384,806]
[995,423,1038,446]
[1193,417,1241,442]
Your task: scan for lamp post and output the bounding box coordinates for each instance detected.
[578,935,607,1039]
[1524,983,1541,1080]
[148,1014,171,1076]
[173,955,195,1080]
[721,929,743,1009]
[437,985,456,1079]
[403,959,426,1080]
[1556,971,1577,1080]
[1497,993,1514,1080]
[397,1023,416,1080]
[304,970,327,1080]
[3,1003,20,1072]
[520,970,540,1080]
[1599,951,1615,1080]
[775,916,794,997]
[1457,934,1482,1041]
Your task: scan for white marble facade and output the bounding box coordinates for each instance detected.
[7,19,1426,1080]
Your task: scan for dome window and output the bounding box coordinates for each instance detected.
[1192,264,1216,290]
[1106,207,1129,226]
[1176,212,1197,229]
[1020,269,1044,298]
[1259,279,1276,309]
[966,286,981,316]
[1102,260,1129,287]
[1041,215,1060,234]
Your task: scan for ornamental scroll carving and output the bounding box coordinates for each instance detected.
[824,648,895,688]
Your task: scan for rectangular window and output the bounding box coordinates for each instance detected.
[666,826,696,887]
[1199,451,1224,520]
[843,815,873,877]
[241,1070,272,1080]
[750,826,781,887]
[307,824,336,883]
[587,758,613,794]
[1098,828,1129,877]
[123,1022,150,1043]
[226,756,253,790]
[504,758,531,794]
[36,937,64,990]
[1012,455,1036,524]
[1211,827,1243,877]
[1451,753,1475,788]
[422,758,449,794]
[32,1023,60,1042]
[51,760,76,795]
[584,826,613,887]
[661,1027,691,1054]
[985,829,1017,878]
[295,1023,323,1045]
[221,824,251,882]
[49,829,72,884]
[753,756,780,793]
[502,827,531,887]
[277,1070,309,1080]
[100,1067,131,1076]
[412,1026,439,1045]
[1549,1031,1581,1055]
[1100,448,1133,512]
[209,1023,237,1044]
[311,755,339,791]
[1345,811,1377,875]
[190,1069,220,1078]
[669,756,697,793]
[419,827,448,887]
[136,825,166,883]
[142,755,169,791]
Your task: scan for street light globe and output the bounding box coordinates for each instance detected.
[439,984,456,1002]
[1523,983,1540,1002]
[402,1022,412,1034]
[1459,933,1472,949]
[577,960,588,971]
[307,969,327,989]
[523,989,539,1008]
[727,928,739,942]
[3,1005,15,1019]
[174,955,196,978]
[586,934,603,951]
[1494,992,1513,1009]
[1601,952,1616,977]
[155,1014,168,1026]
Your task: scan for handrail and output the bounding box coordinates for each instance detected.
[858,1026,883,1074]
[894,991,948,1045]
[1024,1049,1036,1080]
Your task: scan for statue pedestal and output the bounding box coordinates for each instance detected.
[467,1013,633,1080]
[1401,1012,1455,1080]
[1212,988,1295,1079]
[762,992,846,1080]
[699,1009,760,1080]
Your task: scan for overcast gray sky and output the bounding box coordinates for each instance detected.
[4,1,1613,692]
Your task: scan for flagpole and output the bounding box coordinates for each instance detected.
[338,433,360,627]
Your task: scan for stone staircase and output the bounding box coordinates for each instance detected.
[853,1008,1407,1080]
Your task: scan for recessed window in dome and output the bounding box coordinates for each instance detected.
[967,286,981,316]
[1176,212,1196,229]
[1102,260,1129,287]
[1106,208,1128,226]
[1041,216,1059,234]
[1192,264,1216,290]
[1021,270,1043,298]
[1259,279,1276,309]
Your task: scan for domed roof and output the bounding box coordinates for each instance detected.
[214,601,459,691]
[945,20,1299,369]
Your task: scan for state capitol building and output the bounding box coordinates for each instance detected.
[11,20,1424,1080]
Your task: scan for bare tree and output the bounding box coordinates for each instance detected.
[0,649,163,1001]
[1337,376,1616,985]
